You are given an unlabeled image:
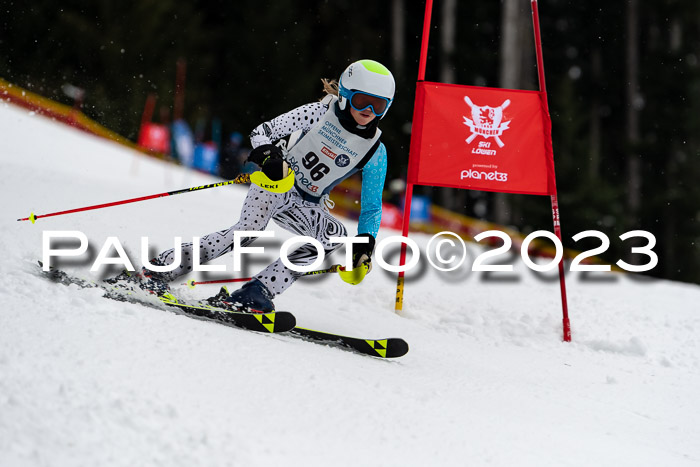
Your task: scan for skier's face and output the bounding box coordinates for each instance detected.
[350,106,376,126]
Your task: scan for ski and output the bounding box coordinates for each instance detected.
[37,262,404,351]
[37,262,295,334]
[158,294,296,333]
[289,327,409,358]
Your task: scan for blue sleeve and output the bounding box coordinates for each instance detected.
[358,143,388,238]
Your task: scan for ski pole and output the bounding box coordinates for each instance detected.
[17,173,252,224]
[184,277,252,289]
[184,264,342,288]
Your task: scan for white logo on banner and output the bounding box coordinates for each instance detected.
[463,96,511,148]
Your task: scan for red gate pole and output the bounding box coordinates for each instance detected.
[531,0,571,341]
[395,0,434,312]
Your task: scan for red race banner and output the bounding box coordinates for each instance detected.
[408,81,555,196]
[138,122,171,154]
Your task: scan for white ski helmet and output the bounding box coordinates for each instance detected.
[338,59,395,119]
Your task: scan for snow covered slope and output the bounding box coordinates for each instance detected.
[1,102,698,466]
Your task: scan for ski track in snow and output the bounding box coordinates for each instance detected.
[1,103,699,466]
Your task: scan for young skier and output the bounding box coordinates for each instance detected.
[123,59,395,312]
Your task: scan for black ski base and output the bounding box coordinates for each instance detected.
[289,327,409,358]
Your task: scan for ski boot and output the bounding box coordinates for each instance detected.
[206,279,275,313]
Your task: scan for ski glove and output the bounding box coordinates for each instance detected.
[351,233,376,271]
[248,144,288,181]
[248,143,283,166]
[339,234,376,285]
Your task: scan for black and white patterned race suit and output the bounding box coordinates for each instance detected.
[153,95,386,297]
[152,184,346,296]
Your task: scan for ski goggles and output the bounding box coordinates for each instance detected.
[339,88,392,117]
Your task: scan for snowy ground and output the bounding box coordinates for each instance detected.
[1,102,699,466]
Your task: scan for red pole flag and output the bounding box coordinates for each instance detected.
[395,0,571,342]
[409,83,556,196]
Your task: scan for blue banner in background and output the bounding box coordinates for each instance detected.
[193,142,219,175]
[171,120,195,167]
[407,195,431,223]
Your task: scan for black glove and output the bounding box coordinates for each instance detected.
[248,144,288,181]
[248,143,284,166]
[352,233,376,272]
